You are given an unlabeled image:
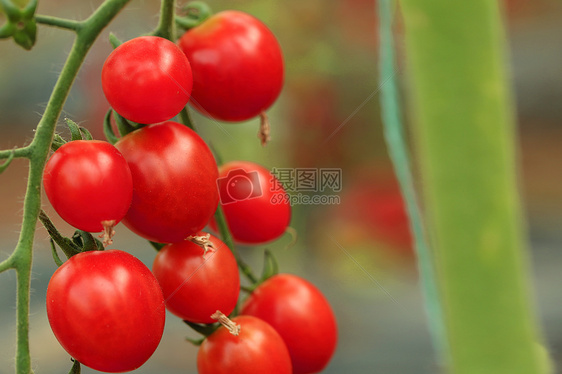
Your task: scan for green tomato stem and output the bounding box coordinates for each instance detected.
[214,204,258,284]
[5,1,131,372]
[154,0,176,40]
[34,15,81,31]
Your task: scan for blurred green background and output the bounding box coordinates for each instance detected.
[0,0,561,373]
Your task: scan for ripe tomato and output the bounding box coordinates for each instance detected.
[178,10,284,122]
[43,140,133,233]
[241,274,338,374]
[213,161,291,244]
[152,233,240,324]
[115,121,219,243]
[46,250,165,373]
[102,36,192,124]
[198,315,292,374]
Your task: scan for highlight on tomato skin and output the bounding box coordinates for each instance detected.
[46,250,166,373]
[101,36,193,125]
[43,140,133,233]
[211,160,291,245]
[240,273,338,374]
[197,315,293,374]
[115,121,219,243]
[152,233,240,324]
[178,10,284,122]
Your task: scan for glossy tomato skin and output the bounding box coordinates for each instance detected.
[152,233,240,324]
[46,250,165,373]
[43,140,133,233]
[197,315,292,374]
[178,10,283,122]
[241,274,338,374]
[115,121,219,243]
[213,161,291,244]
[102,36,192,124]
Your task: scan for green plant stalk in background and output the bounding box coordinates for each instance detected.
[398,0,547,373]
[377,0,447,364]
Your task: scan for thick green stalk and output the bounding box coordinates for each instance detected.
[398,1,545,373]
[2,1,131,372]
[154,0,176,40]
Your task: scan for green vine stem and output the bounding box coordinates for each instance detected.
[399,0,547,373]
[213,205,258,284]
[0,1,130,372]
[153,0,176,40]
[377,0,447,363]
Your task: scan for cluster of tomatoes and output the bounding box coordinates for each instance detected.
[42,9,337,374]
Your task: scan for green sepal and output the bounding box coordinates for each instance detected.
[108,32,122,48]
[78,126,93,141]
[185,336,205,346]
[183,320,218,337]
[49,239,64,267]
[149,241,166,251]
[68,359,81,374]
[0,0,38,49]
[65,118,83,141]
[51,134,66,151]
[175,1,212,30]
[72,230,104,252]
[259,249,278,283]
[103,109,119,145]
[39,211,82,260]
[113,110,138,137]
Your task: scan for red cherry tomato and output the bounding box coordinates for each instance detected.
[241,274,338,374]
[197,315,292,374]
[102,36,193,124]
[46,250,165,373]
[152,233,240,324]
[178,10,284,122]
[43,140,133,233]
[115,121,219,243]
[213,161,291,244]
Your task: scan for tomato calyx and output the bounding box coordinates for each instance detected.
[258,112,271,146]
[51,118,94,151]
[103,109,143,145]
[186,232,215,256]
[39,210,105,266]
[211,310,240,336]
